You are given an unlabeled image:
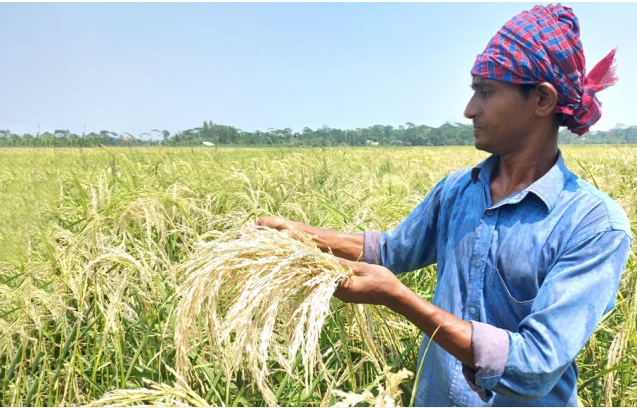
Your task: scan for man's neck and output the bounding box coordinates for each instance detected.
[491,139,559,204]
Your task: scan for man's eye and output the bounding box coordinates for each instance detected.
[480,91,490,98]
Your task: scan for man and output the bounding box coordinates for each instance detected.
[258,4,632,406]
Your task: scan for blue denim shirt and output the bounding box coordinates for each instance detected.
[364,151,632,406]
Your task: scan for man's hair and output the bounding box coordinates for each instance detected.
[519,83,537,99]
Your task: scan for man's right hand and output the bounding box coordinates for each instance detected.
[255,216,300,240]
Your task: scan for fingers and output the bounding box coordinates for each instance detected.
[333,285,346,302]
[239,228,252,237]
[250,216,301,242]
[256,215,290,230]
[333,276,355,302]
[256,216,277,227]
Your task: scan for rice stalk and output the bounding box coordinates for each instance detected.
[332,368,413,407]
[86,379,210,407]
[174,226,358,406]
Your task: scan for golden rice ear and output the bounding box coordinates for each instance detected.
[173,227,357,406]
[86,377,210,407]
[332,368,413,407]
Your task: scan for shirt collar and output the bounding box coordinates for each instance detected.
[471,155,497,185]
[471,150,572,213]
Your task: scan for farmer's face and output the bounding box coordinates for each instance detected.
[464,76,537,155]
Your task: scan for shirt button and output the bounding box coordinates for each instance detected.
[474,259,482,267]
[470,307,477,315]
[486,209,493,216]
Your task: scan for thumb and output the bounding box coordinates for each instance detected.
[335,257,364,272]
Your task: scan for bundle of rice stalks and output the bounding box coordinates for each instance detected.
[87,378,209,407]
[174,226,356,406]
[332,368,413,407]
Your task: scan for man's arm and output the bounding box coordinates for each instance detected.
[256,216,365,261]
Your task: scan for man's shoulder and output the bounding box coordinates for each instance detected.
[442,167,474,192]
[434,166,484,204]
[564,175,632,239]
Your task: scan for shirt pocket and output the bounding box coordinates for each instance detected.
[491,266,536,321]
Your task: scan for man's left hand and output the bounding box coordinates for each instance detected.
[333,258,405,306]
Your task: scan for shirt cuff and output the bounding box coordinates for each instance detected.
[363,231,382,265]
[462,321,510,402]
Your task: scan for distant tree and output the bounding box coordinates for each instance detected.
[4,122,637,148]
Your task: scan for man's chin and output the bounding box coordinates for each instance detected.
[474,139,500,156]
[474,138,489,152]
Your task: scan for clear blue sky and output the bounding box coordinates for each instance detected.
[2,2,635,136]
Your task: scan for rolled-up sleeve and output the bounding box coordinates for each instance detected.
[462,229,632,402]
[462,322,511,402]
[363,176,448,274]
[363,230,383,265]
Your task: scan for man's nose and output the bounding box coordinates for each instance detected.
[464,97,479,120]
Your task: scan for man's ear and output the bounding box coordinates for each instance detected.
[534,82,559,118]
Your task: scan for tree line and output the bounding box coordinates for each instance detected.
[1,121,636,147]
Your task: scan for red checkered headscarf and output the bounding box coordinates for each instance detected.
[471,3,618,136]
